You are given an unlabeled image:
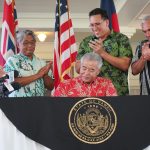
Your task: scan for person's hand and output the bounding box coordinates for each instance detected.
[142,42,150,61]
[88,39,105,55]
[48,61,53,71]
[37,61,53,78]
[0,67,6,78]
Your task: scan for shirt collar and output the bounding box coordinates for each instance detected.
[20,53,35,61]
[106,30,114,38]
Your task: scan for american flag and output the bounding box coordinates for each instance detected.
[53,0,77,88]
[0,0,18,67]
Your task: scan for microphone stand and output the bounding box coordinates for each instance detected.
[0,82,6,98]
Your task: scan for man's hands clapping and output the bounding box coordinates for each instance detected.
[88,39,105,55]
[141,41,150,61]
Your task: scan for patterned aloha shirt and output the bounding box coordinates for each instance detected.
[4,53,53,97]
[132,40,150,95]
[76,31,133,96]
[53,76,117,97]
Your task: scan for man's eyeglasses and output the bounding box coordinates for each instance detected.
[23,41,36,46]
[89,20,105,28]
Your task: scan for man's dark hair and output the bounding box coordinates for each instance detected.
[89,8,109,20]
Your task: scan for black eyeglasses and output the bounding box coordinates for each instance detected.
[89,20,105,28]
[23,41,36,46]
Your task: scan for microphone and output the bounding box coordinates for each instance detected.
[0,74,9,83]
[2,82,21,96]
[0,70,19,83]
[0,83,3,96]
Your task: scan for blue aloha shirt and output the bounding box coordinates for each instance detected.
[4,53,53,97]
[76,31,133,96]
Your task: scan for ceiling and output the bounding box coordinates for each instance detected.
[0,0,150,42]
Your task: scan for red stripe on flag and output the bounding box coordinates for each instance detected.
[3,0,15,37]
[53,49,60,88]
[63,74,70,80]
[61,51,77,74]
[60,19,72,33]
[112,14,120,32]
[71,51,77,62]
[2,28,8,55]
[61,35,76,53]
[0,53,5,66]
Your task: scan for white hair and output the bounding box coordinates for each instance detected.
[16,30,36,43]
[80,52,103,69]
[141,15,150,25]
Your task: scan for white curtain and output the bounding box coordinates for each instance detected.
[0,109,51,150]
[144,146,150,150]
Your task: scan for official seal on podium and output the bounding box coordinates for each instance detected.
[68,97,117,144]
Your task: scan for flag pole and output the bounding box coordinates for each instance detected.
[66,0,74,78]
[58,0,63,82]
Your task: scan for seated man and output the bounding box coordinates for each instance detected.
[53,52,117,97]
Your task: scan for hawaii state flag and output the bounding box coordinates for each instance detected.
[100,0,120,32]
[0,0,18,67]
[53,0,77,88]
